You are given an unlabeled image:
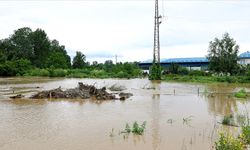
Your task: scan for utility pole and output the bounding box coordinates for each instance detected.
[153,0,161,64]
[149,0,162,80]
[115,55,117,64]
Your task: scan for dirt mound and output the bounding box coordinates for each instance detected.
[119,92,133,100]
[30,82,122,100]
[108,84,127,91]
[10,94,24,99]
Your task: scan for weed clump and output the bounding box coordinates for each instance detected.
[183,116,193,126]
[234,89,248,98]
[241,126,250,145]
[222,115,234,126]
[215,132,244,150]
[122,121,146,135]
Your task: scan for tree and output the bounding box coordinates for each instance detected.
[149,63,161,80]
[72,51,86,69]
[207,33,239,75]
[49,40,71,68]
[104,60,114,72]
[30,28,51,68]
[168,63,180,74]
[0,49,6,63]
[45,52,69,69]
[9,27,34,60]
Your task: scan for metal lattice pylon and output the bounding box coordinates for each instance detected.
[153,0,161,64]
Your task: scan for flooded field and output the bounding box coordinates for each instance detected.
[0,77,250,150]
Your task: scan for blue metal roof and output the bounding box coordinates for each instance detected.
[141,51,250,64]
[141,57,208,63]
[161,57,208,63]
[239,51,250,58]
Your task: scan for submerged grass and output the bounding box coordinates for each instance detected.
[222,115,234,126]
[183,116,193,125]
[109,128,115,137]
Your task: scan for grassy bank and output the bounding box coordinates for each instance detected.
[162,74,250,84]
[23,68,142,79]
[5,66,250,84]
[21,68,250,84]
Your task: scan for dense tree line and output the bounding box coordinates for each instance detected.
[0,27,142,78]
[0,27,71,75]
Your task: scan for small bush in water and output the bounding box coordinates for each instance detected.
[123,121,146,135]
[132,121,146,135]
[222,115,234,126]
[234,89,248,98]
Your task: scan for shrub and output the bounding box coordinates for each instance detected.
[90,69,108,78]
[67,73,88,78]
[27,68,50,76]
[149,63,161,80]
[15,59,32,75]
[241,126,250,144]
[132,121,146,135]
[49,68,68,77]
[178,67,189,75]
[222,115,234,126]
[122,121,146,135]
[0,59,32,76]
[188,70,205,76]
[215,132,244,150]
[116,71,129,78]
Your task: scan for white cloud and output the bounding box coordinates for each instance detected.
[0,1,250,63]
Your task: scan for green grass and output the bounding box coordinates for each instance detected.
[215,132,244,150]
[162,75,250,84]
[241,126,250,144]
[234,89,248,98]
[23,68,142,79]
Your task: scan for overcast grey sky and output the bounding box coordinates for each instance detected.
[0,1,250,63]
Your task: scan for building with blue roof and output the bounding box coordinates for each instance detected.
[238,51,250,65]
[139,51,250,70]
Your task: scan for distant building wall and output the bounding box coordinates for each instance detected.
[138,61,209,70]
[238,58,250,65]
[239,51,250,65]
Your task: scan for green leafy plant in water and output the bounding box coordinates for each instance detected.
[122,121,146,135]
[132,121,146,135]
[125,123,131,133]
[234,89,248,98]
[215,132,244,150]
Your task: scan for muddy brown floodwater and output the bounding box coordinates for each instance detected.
[0,77,250,150]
